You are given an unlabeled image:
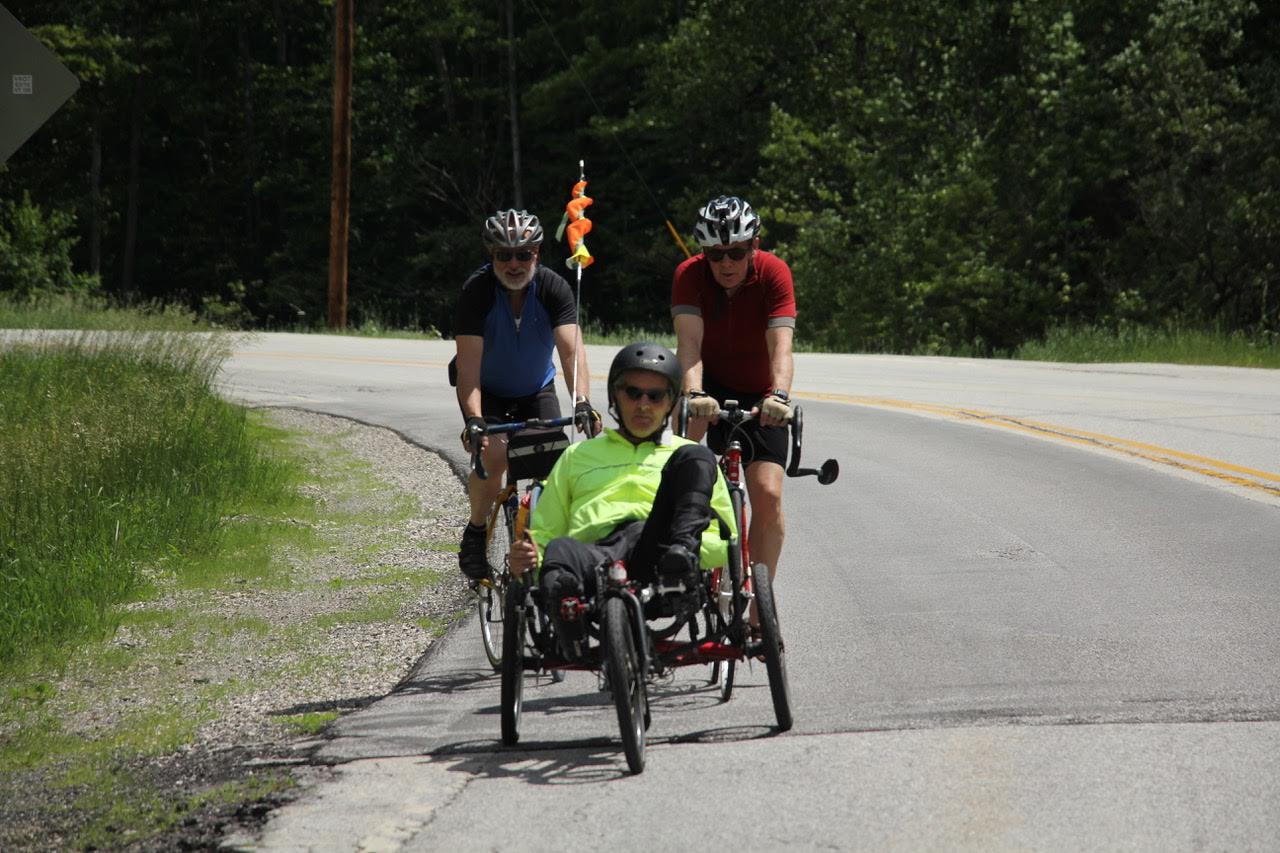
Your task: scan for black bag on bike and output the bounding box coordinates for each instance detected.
[506,427,569,481]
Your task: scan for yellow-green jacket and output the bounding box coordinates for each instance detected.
[528,428,736,578]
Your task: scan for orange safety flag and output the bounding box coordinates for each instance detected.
[556,179,594,269]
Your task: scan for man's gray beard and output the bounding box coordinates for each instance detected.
[498,269,534,291]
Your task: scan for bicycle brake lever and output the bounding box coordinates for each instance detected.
[468,425,489,480]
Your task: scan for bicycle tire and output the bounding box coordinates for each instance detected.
[477,581,504,671]
[604,596,646,774]
[751,563,792,732]
[499,585,525,745]
[731,489,750,628]
[711,565,736,701]
[480,500,514,670]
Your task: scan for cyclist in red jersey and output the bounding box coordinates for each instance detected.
[671,195,796,584]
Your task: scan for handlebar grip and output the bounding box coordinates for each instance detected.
[467,425,488,480]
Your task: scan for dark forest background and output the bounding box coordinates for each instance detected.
[2,0,1277,354]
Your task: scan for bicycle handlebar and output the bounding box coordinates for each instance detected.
[469,415,576,481]
[677,397,839,486]
[784,406,839,485]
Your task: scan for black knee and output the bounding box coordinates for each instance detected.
[667,444,717,491]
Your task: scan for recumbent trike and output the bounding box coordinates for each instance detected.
[492,399,837,775]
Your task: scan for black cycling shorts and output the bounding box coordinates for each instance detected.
[702,376,788,468]
[480,380,561,424]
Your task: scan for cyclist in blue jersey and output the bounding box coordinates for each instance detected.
[454,208,600,581]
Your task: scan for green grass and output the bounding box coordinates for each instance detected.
[0,330,302,666]
[72,771,295,851]
[580,320,675,348]
[0,291,213,331]
[0,298,467,850]
[0,408,460,850]
[416,612,464,637]
[275,710,339,736]
[1013,324,1280,368]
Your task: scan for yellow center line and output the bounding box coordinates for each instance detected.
[798,390,1280,498]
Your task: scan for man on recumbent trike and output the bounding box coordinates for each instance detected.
[507,342,736,659]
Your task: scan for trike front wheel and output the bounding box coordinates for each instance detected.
[604,596,646,774]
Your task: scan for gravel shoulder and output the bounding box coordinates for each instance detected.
[0,408,473,852]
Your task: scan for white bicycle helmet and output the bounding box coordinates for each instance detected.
[693,195,761,247]
[482,209,544,248]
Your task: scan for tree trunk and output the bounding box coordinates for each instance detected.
[431,39,457,128]
[506,0,522,207]
[239,21,258,244]
[195,7,216,177]
[272,0,287,65]
[89,117,102,278]
[122,74,144,296]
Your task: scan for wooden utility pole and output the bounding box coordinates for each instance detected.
[327,0,353,329]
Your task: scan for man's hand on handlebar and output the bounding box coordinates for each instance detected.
[509,533,538,577]
[460,415,487,453]
[686,390,719,421]
[574,399,603,437]
[759,390,793,427]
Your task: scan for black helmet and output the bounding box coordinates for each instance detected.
[694,195,761,247]
[482,209,544,248]
[607,341,683,412]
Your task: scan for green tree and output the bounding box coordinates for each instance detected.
[0,193,98,297]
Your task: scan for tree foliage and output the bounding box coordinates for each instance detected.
[2,0,1276,352]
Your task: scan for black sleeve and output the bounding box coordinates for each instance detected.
[536,268,578,327]
[454,267,496,337]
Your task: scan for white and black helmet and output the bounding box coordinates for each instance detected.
[693,195,761,247]
[482,209,544,248]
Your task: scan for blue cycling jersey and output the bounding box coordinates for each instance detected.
[454,265,577,399]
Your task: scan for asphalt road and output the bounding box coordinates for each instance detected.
[216,334,1280,852]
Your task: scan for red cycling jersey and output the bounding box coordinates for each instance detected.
[670,250,797,393]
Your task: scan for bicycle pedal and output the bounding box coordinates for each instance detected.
[656,579,685,596]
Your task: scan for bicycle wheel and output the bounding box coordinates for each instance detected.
[714,489,749,699]
[604,596,646,774]
[499,584,526,745]
[479,501,514,670]
[477,580,504,671]
[716,560,737,701]
[730,488,750,629]
[751,563,792,732]
[709,565,736,701]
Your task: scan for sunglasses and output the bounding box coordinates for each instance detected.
[704,246,750,263]
[618,384,672,403]
[493,249,536,263]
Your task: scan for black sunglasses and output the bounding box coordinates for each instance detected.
[493,249,536,262]
[619,384,672,403]
[704,246,749,263]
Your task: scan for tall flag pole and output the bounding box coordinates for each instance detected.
[556,160,593,426]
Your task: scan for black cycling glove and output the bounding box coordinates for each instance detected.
[460,415,486,448]
[574,399,601,435]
